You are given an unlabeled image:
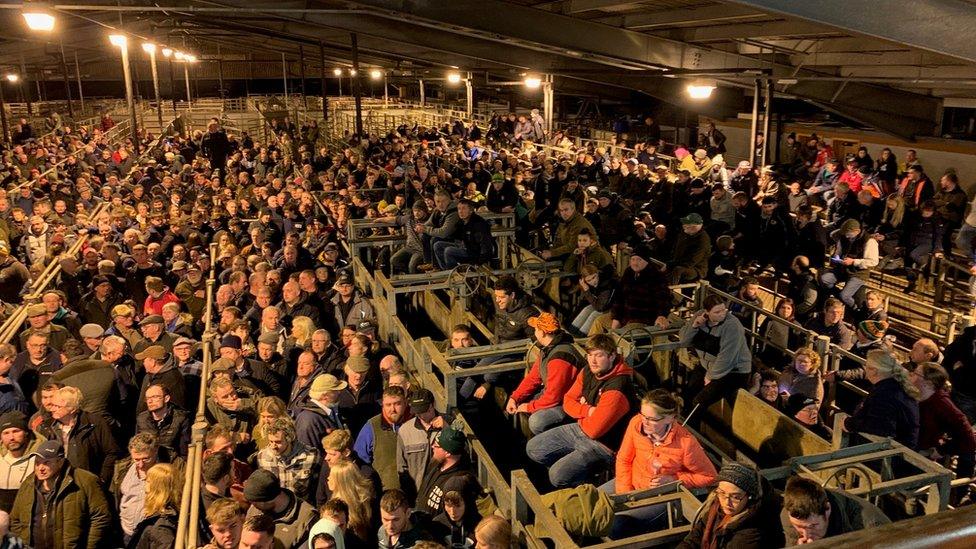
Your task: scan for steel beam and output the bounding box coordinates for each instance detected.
[600,5,766,30]
[724,0,976,64]
[658,21,836,43]
[339,0,943,138]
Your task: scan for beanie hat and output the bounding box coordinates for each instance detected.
[437,426,467,455]
[243,469,282,503]
[857,320,888,340]
[0,411,28,432]
[716,462,761,501]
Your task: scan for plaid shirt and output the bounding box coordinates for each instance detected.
[256,441,320,502]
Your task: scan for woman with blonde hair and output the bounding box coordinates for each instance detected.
[327,460,376,543]
[252,396,288,449]
[843,349,920,448]
[474,514,513,549]
[289,316,316,350]
[777,347,824,405]
[127,463,181,548]
[876,194,906,269]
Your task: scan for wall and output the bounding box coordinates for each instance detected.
[713,118,976,194]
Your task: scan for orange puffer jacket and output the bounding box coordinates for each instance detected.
[615,415,718,493]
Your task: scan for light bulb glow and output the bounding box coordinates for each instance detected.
[349,69,357,76]
[162,48,173,58]
[185,54,197,63]
[23,12,55,32]
[6,74,19,83]
[370,69,382,80]
[174,51,185,60]
[687,84,716,99]
[333,68,342,76]
[447,72,462,84]
[524,76,542,89]
[109,34,128,48]
[142,43,156,54]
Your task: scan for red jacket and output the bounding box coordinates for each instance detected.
[563,359,634,442]
[615,416,717,493]
[919,389,976,454]
[144,290,181,316]
[510,335,581,413]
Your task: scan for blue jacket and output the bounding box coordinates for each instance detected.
[845,377,920,449]
[294,403,346,451]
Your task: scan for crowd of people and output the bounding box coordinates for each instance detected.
[0,96,972,549]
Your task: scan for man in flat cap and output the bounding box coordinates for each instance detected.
[18,303,69,352]
[135,345,186,414]
[134,314,177,355]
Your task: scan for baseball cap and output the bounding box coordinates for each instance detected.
[30,440,66,460]
[408,388,435,414]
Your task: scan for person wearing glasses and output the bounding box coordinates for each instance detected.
[677,462,784,548]
[601,390,717,539]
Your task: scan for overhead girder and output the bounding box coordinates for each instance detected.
[723,0,976,64]
[334,0,943,139]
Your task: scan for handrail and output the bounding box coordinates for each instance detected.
[175,241,218,549]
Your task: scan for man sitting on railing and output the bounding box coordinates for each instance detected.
[431,199,495,270]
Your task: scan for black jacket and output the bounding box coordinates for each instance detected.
[136,406,192,458]
[456,213,496,264]
[845,377,920,449]
[610,266,670,326]
[39,411,121,485]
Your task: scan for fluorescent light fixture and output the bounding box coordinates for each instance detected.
[778,78,798,85]
[5,74,19,83]
[687,84,716,99]
[142,43,156,54]
[108,34,128,48]
[174,51,185,60]
[524,76,542,89]
[162,48,173,58]
[333,68,343,76]
[370,69,382,80]
[185,54,197,62]
[447,72,462,84]
[23,11,55,32]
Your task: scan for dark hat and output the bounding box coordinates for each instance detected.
[243,469,282,503]
[356,319,377,334]
[784,393,819,418]
[716,462,761,501]
[408,388,435,414]
[135,345,168,361]
[0,411,28,432]
[596,189,614,200]
[335,272,354,286]
[139,315,164,326]
[437,426,467,455]
[680,213,704,225]
[630,243,653,262]
[689,178,705,189]
[30,440,66,460]
[220,334,243,350]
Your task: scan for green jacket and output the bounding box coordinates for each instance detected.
[549,213,597,258]
[539,484,614,541]
[10,465,113,549]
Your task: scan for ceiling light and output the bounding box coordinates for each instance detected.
[185,54,197,63]
[22,11,55,32]
[174,51,185,60]
[5,74,19,83]
[447,72,462,84]
[162,48,173,58]
[524,76,542,89]
[370,69,382,80]
[333,68,343,76]
[687,83,716,99]
[142,43,157,54]
[349,69,357,76]
[108,34,128,48]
